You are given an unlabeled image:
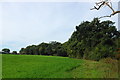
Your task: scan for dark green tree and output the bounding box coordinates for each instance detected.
[12,51,17,54]
[19,48,25,54]
[2,48,10,53]
[64,18,120,60]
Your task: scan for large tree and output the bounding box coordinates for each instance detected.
[64,18,120,60]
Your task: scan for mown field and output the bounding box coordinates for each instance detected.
[2,54,118,78]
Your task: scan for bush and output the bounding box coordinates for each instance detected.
[99,57,118,65]
[115,54,120,60]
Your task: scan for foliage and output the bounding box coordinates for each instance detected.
[99,57,118,65]
[63,18,120,60]
[2,48,10,53]
[12,51,17,54]
[19,41,68,57]
[115,53,120,60]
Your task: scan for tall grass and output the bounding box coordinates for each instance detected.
[99,57,118,78]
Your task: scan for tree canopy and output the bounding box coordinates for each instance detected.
[63,18,120,60]
[2,48,10,53]
[19,41,68,57]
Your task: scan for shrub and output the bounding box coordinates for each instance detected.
[115,54,120,60]
[99,57,118,65]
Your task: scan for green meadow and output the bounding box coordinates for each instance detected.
[2,54,118,78]
[0,54,2,79]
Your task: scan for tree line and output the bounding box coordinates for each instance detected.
[19,41,68,57]
[2,18,120,60]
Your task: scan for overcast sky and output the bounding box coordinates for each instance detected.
[0,1,119,52]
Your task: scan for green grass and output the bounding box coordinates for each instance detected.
[0,54,2,79]
[2,54,118,78]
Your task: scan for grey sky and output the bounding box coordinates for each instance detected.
[0,1,119,52]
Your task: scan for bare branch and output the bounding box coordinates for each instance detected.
[90,0,120,19]
[90,1,105,10]
[110,2,112,8]
[111,11,120,15]
[105,3,115,12]
[99,11,120,19]
[99,15,112,19]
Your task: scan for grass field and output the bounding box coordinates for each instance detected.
[0,54,2,79]
[2,54,118,78]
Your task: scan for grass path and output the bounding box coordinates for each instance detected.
[2,54,118,78]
